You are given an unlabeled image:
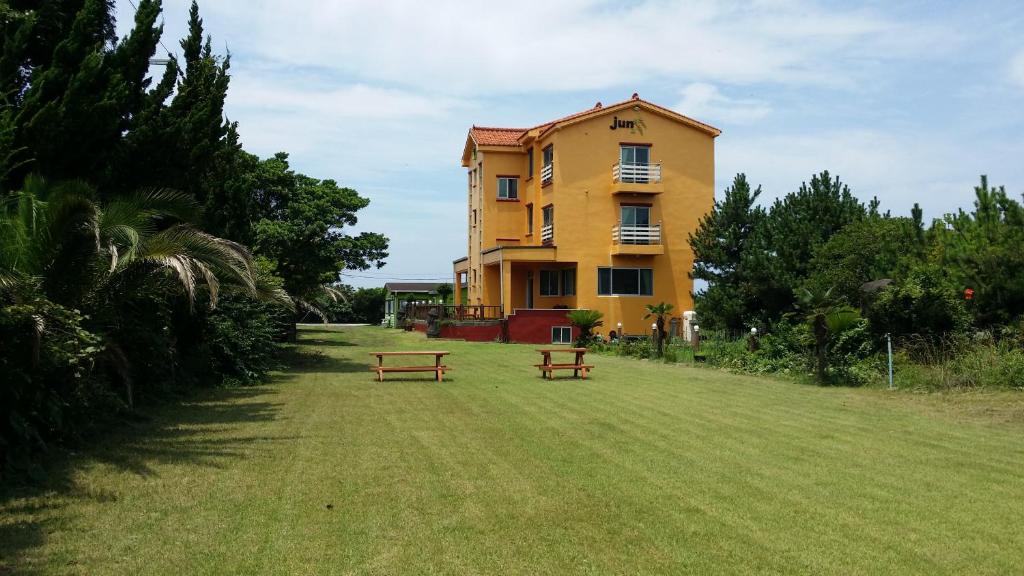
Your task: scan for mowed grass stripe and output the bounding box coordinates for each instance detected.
[3,325,1024,575]
[323,330,1019,569]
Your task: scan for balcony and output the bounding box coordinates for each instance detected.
[611,162,664,195]
[541,162,553,186]
[541,223,554,244]
[611,222,664,255]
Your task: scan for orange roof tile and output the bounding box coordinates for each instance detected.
[464,94,720,163]
[469,126,527,146]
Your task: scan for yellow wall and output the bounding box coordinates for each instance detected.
[458,102,716,334]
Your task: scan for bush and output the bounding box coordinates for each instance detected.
[203,292,287,386]
[895,334,1024,389]
[0,299,113,480]
[866,264,971,341]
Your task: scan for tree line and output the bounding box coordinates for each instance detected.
[0,1,388,479]
[690,171,1024,383]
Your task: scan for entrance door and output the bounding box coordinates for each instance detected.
[526,272,534,309]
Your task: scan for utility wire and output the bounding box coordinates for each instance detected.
[125,0,179,68]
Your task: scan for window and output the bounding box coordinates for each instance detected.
[598,267,653,296]
[552,326,572,344]
[541,205,554,243]
[540,270,560,296]
[562,268,576,296]
[620,144,651,183]
[497,177,519,200]
[526,203,534,235]
[620,205,651,244]
[541,145,554,184]
[472,209,477,226]
[386,300,393,314]
[527,148,534,178]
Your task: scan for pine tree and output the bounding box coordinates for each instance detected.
[689,173,768,330]
[935,175,1024,326]
[761,171,866,319]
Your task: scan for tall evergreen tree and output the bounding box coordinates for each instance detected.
[689,173,768,330]
[761,170,866,319]
[934,175,1024,326]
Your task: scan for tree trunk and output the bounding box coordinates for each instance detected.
[655,316,665,357]
[813,317,828,382]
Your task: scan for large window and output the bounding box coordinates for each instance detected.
[538,268,575,297]
[552,326,572,344]
[497,177,518,200]
[620,144,651,183]
[540,270,560,296]
[598,267,653,296]
[562,268,576,296]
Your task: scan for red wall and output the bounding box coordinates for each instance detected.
[506,309,579,344]
[409,311,579,344]
[440,323,502,341]
[410,320,502,341]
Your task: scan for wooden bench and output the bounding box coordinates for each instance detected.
[369,351,450,382]
[535,347,594,379]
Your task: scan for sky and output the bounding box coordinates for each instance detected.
[115,0,1024,288]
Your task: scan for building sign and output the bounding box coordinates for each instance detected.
[609,115,646,135]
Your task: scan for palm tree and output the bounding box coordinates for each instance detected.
[644,301,675,356]
[567,309,604,347]
[1,175,289,406]
[435,283,454,304]
[794,287,860,383]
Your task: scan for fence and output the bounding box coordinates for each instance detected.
[406,304,504,321]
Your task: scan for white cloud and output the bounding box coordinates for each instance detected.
[1010,49,1024,89]
[674,82,771,125]
[188,0,958,95]
[717,128,1024,219]
[228,80,467,120]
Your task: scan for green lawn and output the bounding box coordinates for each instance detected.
[4,326,1024,575]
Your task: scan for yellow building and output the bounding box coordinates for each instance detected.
[452,93,719,339]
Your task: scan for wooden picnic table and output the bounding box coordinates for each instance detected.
[369,351,450,382]
[535,347,593,379]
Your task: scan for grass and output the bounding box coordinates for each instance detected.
[3,325,1024,574]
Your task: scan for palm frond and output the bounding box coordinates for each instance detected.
[126,225,257,309]
[253,273,295,311]
[294,296,329,323]
[320,284,349,304]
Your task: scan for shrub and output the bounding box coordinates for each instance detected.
[567,309,604,348]
[866,264,971,341]
[204,292,287,385]
[896,335,1024,389]
[0,299,112,480]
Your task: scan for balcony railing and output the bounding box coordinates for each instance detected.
[541,223,554,244]
[612,162,662,184]
[541,162,553,185]
[612,222,662,245]
[406,304,504,321]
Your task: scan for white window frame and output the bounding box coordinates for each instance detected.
[552,326,572,344]
[497,177,519,200]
